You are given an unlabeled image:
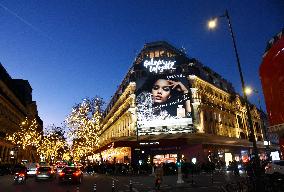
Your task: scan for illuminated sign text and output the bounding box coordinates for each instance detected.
[143,58,176,73]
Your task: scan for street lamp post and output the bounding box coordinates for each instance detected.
[245,87,268,139]
[245,87,271,159]
[244,87,261,111]
[208,10,259,157]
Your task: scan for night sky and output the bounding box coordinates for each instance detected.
[0,0,283,128]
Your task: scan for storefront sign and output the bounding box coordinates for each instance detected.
[143,58,176,73]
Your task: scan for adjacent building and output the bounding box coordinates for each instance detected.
[260,28,284,160]
[0,63,43,164]
[91,41,268,166]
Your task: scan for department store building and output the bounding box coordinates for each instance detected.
[91,41,270,165]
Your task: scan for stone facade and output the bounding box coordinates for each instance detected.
[0,63,43,164]
[93,41,267,164]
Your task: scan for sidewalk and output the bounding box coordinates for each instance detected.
[163,172,237,188]
[132,171,245,191]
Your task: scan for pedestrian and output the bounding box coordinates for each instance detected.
[154,163,164,190]
[232,160,239,176]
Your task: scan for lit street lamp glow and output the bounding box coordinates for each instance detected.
[208,18,217,29]
[244,87,253,95]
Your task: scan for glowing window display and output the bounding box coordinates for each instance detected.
[225,152,232,166]
[135,56,194,135]
[241,150,249,163]
[153,154,177,164]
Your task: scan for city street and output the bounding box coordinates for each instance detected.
[0,2,283,192]
[0,171,241,192]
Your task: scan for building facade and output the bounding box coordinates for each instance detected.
[0,63,43,164]
[260,28,284,160]
[91,41,267,166]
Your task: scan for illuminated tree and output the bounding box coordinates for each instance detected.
[65,97,104,161]
[37,125,67,162]
[6,117,42,149]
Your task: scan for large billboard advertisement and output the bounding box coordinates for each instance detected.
[135,56,193,135]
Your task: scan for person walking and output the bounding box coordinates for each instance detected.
[154,163,164,190]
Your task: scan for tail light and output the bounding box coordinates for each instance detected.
[59,172,65,176]
[73,171,80,176]
[19,173,25,177]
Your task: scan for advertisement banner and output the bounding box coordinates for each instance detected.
[135,56,194,135]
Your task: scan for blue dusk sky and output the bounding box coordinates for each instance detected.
[0,0,283,128]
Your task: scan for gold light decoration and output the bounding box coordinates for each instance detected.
[65,97,104,161]
[6,117,42,150]
[37,126,67,162]
[100,147,131,162]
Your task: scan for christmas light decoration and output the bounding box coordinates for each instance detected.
[65,97,104,162]
[6,117,42,149]
[37,126,67,162]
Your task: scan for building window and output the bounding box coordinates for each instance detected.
[155,50,160,57]
[237,115,243,129]
[160,50,165,56]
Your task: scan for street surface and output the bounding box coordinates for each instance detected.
[0,171,246,192]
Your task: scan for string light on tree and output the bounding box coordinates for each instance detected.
[65,97,104,162]
[37,125,67,162]
[6,117,42,150]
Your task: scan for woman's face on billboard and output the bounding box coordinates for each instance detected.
[152,79,171,103]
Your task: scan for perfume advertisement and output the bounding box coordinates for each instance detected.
[135,57,193,135]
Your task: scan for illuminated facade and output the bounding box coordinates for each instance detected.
[0,63,43,164]
[93,41,267,165]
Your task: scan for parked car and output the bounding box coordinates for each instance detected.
[35,166,55,181]
[58,166,83,184]
[265,160,284,178]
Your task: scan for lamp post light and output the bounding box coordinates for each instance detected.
[245,86,271,160]
[245,86,266,138]
[208,10,259,158]
[244,87,262,110]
